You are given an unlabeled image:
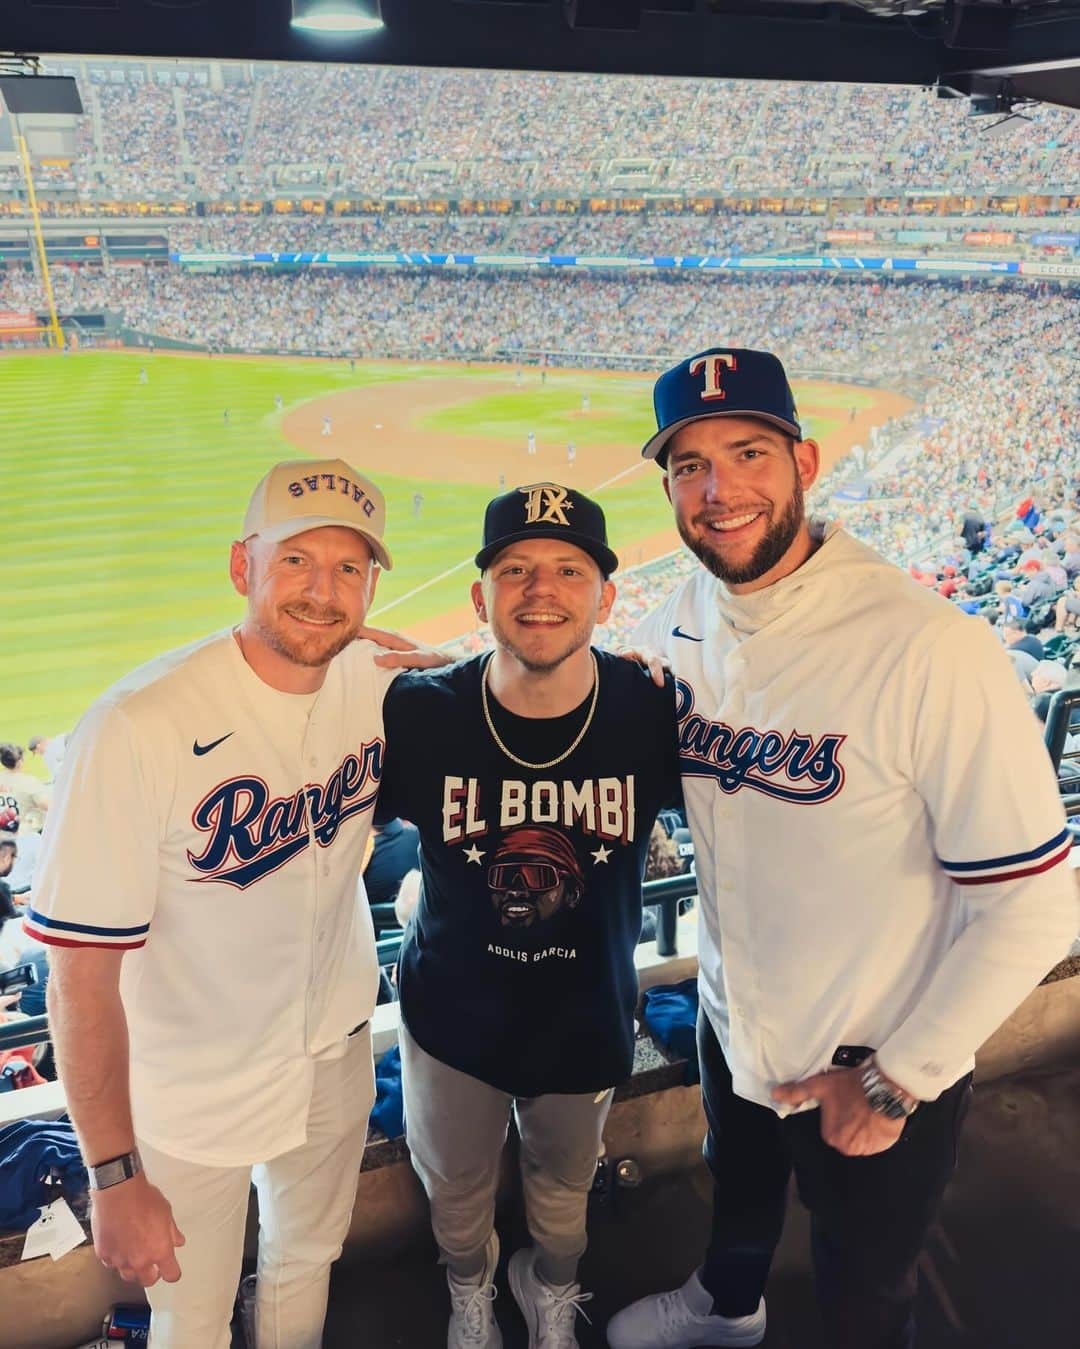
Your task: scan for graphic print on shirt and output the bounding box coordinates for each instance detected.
[441,771,635,963]
[675,678,846,804]
[488,826,584,928]
[187,739,384,888]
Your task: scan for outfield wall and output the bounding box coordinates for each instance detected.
[169,250,1080,284]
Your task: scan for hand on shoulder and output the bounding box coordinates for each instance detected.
[354,626,453,670]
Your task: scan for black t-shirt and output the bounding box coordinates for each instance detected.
[378,649,680,1097]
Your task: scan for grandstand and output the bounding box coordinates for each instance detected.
[1,55,1077,705]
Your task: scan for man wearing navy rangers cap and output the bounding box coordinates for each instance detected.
[607,349,1075,1348]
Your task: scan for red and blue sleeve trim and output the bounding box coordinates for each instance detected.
[940,828,1072,886]
[23,908,149,950]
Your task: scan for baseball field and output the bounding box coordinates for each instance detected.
[5,348,911,742]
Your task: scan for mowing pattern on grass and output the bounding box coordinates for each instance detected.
[7,351,903,740]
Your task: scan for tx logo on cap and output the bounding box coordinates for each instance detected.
[689,352,736,402]
[519,483,573,527]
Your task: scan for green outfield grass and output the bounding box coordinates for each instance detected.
[6,349,863,741]
[419,375,866,448]
[4,352,666,740]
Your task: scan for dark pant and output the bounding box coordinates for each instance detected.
[697,1012,971,1349]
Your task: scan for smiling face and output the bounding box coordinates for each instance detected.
[231,525,379,678]
[472,538,615,674]
[664,416,820,592]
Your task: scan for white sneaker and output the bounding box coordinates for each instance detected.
[447,1232,502,1349]
[508,1246,594,1348]
[605,1270,765,1348]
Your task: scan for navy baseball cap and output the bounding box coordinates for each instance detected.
[476,482,619,576]
[642,347,802,469]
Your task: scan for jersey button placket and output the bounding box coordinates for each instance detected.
[719,654,756,1062]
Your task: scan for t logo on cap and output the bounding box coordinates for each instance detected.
[689,352,737,402]
[519,483,574,527]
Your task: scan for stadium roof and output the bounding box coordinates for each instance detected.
[1,0,1078,108]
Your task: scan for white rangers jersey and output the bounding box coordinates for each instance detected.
[634,526,1076,1110]
[27,631,394,1165]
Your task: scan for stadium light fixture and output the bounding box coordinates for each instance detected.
[290,0,383,33]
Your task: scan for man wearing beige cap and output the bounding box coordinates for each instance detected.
[28,458,436,1349]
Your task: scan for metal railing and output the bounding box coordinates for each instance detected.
[1044,686,1080,778]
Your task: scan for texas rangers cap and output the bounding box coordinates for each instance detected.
[476,482,619,577]
[243,458,393,570]
[642,347,803,469]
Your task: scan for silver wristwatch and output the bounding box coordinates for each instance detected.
[87,1148,143,1191]
[859,1060,918,1120]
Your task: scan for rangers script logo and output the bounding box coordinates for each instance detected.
[675,679,845,804]
[187,740,383,888]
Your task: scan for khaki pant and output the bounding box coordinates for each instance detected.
[400,1021,612,1287]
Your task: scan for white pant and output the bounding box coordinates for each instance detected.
[141,1023,375,1349]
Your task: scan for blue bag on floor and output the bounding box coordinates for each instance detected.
[371,1045,404,1140]
[642,978,700,1086]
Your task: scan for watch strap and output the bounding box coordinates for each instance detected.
[859,1060,918,1120]
[87,1148,142,1191]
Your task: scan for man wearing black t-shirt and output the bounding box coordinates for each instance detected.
[377,484,680,1349]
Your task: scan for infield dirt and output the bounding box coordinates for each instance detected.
[281,363,913,643]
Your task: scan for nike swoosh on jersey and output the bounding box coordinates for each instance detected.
[671,626,704,642]
[192,733,235,756]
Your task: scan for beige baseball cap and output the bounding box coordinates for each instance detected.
[242,458,393,570]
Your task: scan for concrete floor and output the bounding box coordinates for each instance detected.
[319,1064,1080,1349]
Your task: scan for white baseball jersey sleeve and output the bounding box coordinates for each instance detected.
[634,527,1075,1110]
[27,630,395,1166]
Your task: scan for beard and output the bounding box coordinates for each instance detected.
[491,613,595,674]
[679,475,805,586]
[254,606,359,668]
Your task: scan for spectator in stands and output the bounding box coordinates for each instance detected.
[0,837,20,928]
[0,745,50,835]
[639,822,686,946]
[1054,575,1080,634]
[960,509,988,555]
[1002,615,1045,662]
[1031,659,1069,702]
[1015,559,1056,609]
[994,580,1027,625]
[28,733,67,783]
[394,868,423,931]
[1059,532,1080,579]
[644,821,683,883]
[364,817,421,908]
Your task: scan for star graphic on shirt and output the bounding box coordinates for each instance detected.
[463,844,485,865]
[591,844,612,865]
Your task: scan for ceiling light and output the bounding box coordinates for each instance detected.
[290,0,383,33]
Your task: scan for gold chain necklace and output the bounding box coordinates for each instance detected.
[481,652,599,771]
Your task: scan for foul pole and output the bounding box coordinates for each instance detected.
[16,128,64,351]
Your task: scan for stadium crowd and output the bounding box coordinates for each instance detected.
[3,59,1077,202]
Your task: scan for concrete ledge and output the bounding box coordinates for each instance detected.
[975,968,1080,1083]
[0,1242,143,1349]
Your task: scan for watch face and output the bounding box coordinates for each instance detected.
[868,1085,908,1120]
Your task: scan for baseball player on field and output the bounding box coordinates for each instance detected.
[26,458,441,1349]
[606,348,1076,1349]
